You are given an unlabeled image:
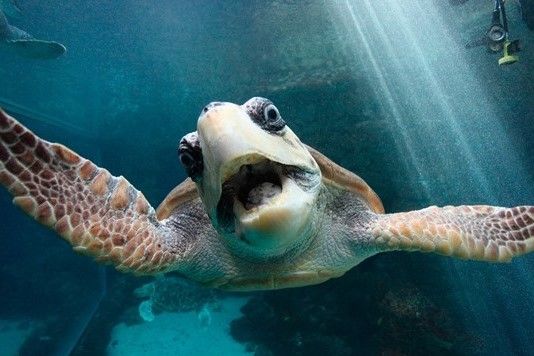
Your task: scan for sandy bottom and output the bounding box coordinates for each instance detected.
[107,296,252,356]
[0,319,38,356]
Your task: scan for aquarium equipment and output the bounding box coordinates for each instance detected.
[488,0,508,49]
[464,0,520,65]
[494,0,520,65]
[499,38,521,64]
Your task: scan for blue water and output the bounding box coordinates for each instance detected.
[0,0,533,355]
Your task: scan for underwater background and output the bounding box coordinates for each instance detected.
[0,0,533,355]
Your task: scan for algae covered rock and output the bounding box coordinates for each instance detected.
[134,276,221,319]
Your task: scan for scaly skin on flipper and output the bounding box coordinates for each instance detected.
[371,205,534,261]
[0,109,195,274]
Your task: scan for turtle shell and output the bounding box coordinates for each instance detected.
[305,145,384,214]
[156,178,199,220]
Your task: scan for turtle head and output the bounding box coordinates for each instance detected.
[179,97,322,259]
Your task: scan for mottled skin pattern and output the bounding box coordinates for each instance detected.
[0,109,194,274]
[0,99,533,291]
[373,205,534,261]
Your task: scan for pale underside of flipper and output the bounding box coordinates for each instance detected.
[5,38,66,59]
[0,109,192,274]
[372,205,534,262]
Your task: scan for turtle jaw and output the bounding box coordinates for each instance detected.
[215,156,320,257]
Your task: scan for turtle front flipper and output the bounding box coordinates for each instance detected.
[0,109,196,274]
[371,205,534,262]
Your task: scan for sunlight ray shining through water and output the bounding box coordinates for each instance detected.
[326,0,534,353]
[328,0,531,205]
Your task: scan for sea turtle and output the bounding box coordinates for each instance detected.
[0,98,532,291]
[0,6,65,59]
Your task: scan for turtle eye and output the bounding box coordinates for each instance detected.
[264,104,279,121]
[178,133,204,181]
[263,104,286,132]
[243,97,287,133]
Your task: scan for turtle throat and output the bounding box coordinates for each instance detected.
[235,161,283,210]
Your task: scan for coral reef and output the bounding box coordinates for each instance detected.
[134,276,221,316]
[138,300,155,322]
[231,254,480,356]
[376,287,457,354]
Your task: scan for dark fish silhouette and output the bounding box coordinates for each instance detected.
[0,7,66,59]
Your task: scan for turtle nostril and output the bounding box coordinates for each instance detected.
[202,102,223,114]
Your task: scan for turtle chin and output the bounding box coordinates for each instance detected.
[216,160,320,258]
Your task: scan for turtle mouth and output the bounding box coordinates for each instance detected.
[219,160,284,215]
[216,159,316,233]
[234,161,283,210]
